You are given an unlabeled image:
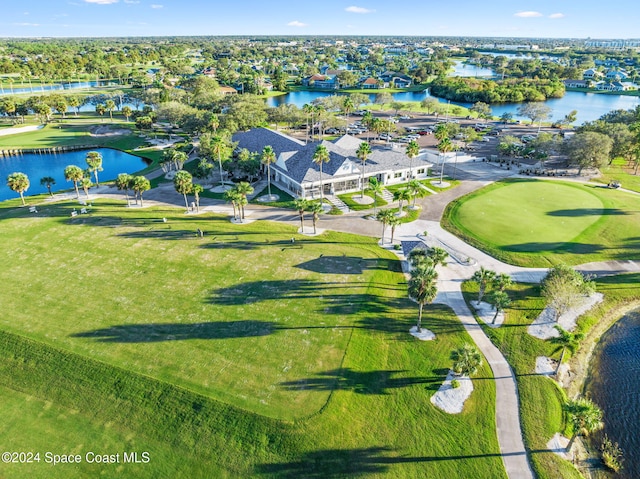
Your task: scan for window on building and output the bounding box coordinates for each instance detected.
[394,172,402,178]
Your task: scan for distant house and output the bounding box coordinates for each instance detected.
[232,128,436,199]
[302,74,339,90]
[218,86,238,95]
[563,79,589,88]
[202,67,216,77]
[583,68,603,80]
[605,69,628,81]
[360,77,382,89]
[393,76,412,88]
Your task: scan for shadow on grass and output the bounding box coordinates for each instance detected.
[279,368,441,395]
[295,256,401,275]
[256,446,543,477]
[547,208,630,216]
[70,320,277,342]
[501,242,605,255]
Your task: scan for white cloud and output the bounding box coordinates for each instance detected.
[345,6,375,14]
[14,22,40,26]
[151,4,163,8]
[84,0,119,4]
[124,0,140,3]
[287,20,307,27]
[549,13,565,19]
[514,11,543,18]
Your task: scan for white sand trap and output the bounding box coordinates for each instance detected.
[528,293,604,339]
[89,125,130,136]
[409,325,435,341]
[472,301,505,328]
[547,433,572,460]
[0,125,44,136]
[431,371,473,414]
[350,195,374,205]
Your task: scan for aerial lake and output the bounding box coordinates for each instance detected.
[0,147,148,201]
[587,309,640,478]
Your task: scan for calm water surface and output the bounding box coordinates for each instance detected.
[0,147,148,201]
[588,310,640,479]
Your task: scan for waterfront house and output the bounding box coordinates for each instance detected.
[232,128,436,199]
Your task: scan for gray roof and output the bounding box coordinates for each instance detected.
[232,127,305,157]
[232,128,431,185]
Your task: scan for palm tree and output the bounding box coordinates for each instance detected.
[210,133,231,188]
[375,208,395,244]
[85,151,103,186]
[191,183,203,213]
[293,198,309,233]
[564,398,603,454]
[471,267,496,304]
[342,96,354,123]
[367,177,384,215]
[428,247,449,267]
[224,189,241,220]
[67,95,81,117]
[308,201,324,234]
[122,106,133,122]
[174,170,194,211]
[64,165,84,199]
[80,176,92,198]
[551,326,585,376]
[405,139,420,179]
[40,176,56,196]
[494,273,513,292]
[407,247,433,269]
[406,179,426,208]
[356,142,372,199]
[388,215,401,243]
[302,103,313,143]
[95,103,106,122]
[105,99,116,122]
[312,144,330,200]
[393,188,411,215]
[131,176,151,207]
[451,343,483,376]
[408,265,438,333]
[362,111,373,142]
[7,172,29,205]
[488,291,511,324]
[261,145,277,199]
[234,181,254,219]
[115,173,133,206]
[437,137,453,185]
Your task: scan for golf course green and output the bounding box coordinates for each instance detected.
[443,179,640,267]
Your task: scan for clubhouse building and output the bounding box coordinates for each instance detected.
[232,128,437,199]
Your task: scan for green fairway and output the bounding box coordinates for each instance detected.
[443,179,640,266]
[0,198,505,478]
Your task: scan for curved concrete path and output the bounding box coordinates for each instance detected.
[75,173,640,479]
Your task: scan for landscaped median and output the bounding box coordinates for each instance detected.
[0,197,505,478]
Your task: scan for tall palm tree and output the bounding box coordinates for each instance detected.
[224,189,241,220]
[64,165,84,200]
[40,176,56,196]
[7,172,30,205]
[451,343,483,376]
[362,111,373,142]
[551,326,585,376]
[210,133,231,188]
[428,247,449,267]
[406,179,426,208]
[388,215,401,244]
[471,267,496,304]
[95,103,106,122]
[302,103,313,144]
[122,106,132,122]
[261,145,277,199]
[308,201,324,234]
[80,176,92,198]
[367,177,384,215]
[437,137,453,185]
[342,96,354,123]
[408,265,438,333]
[407,248,433,269]
[293,198,309,233]
[131,176,150,207]
[234,181,254,219]
[85,151,103,186]
[173,170,194,211]
[115,173,133,206]
[191,184,204,213]
[494,273,513,292]
[312,144,330,200]
[393,188,411,215]
[405,139,420,179]
[488,291,511,324]
[356,142,372,199]
[564,398,603,453]
[375,208,395,244]
[105,99,116,122]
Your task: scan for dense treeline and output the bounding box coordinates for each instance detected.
[430,77,565,103]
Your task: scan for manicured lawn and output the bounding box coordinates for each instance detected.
[592,157,640,193]
[338,190,387,211]
[443,179,640,267]
[0,198,505,478]
[462,272,640,479]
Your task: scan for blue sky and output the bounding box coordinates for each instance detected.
[2,0,638,39]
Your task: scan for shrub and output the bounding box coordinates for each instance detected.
[451,379,460,389]
[601,434,623,472]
